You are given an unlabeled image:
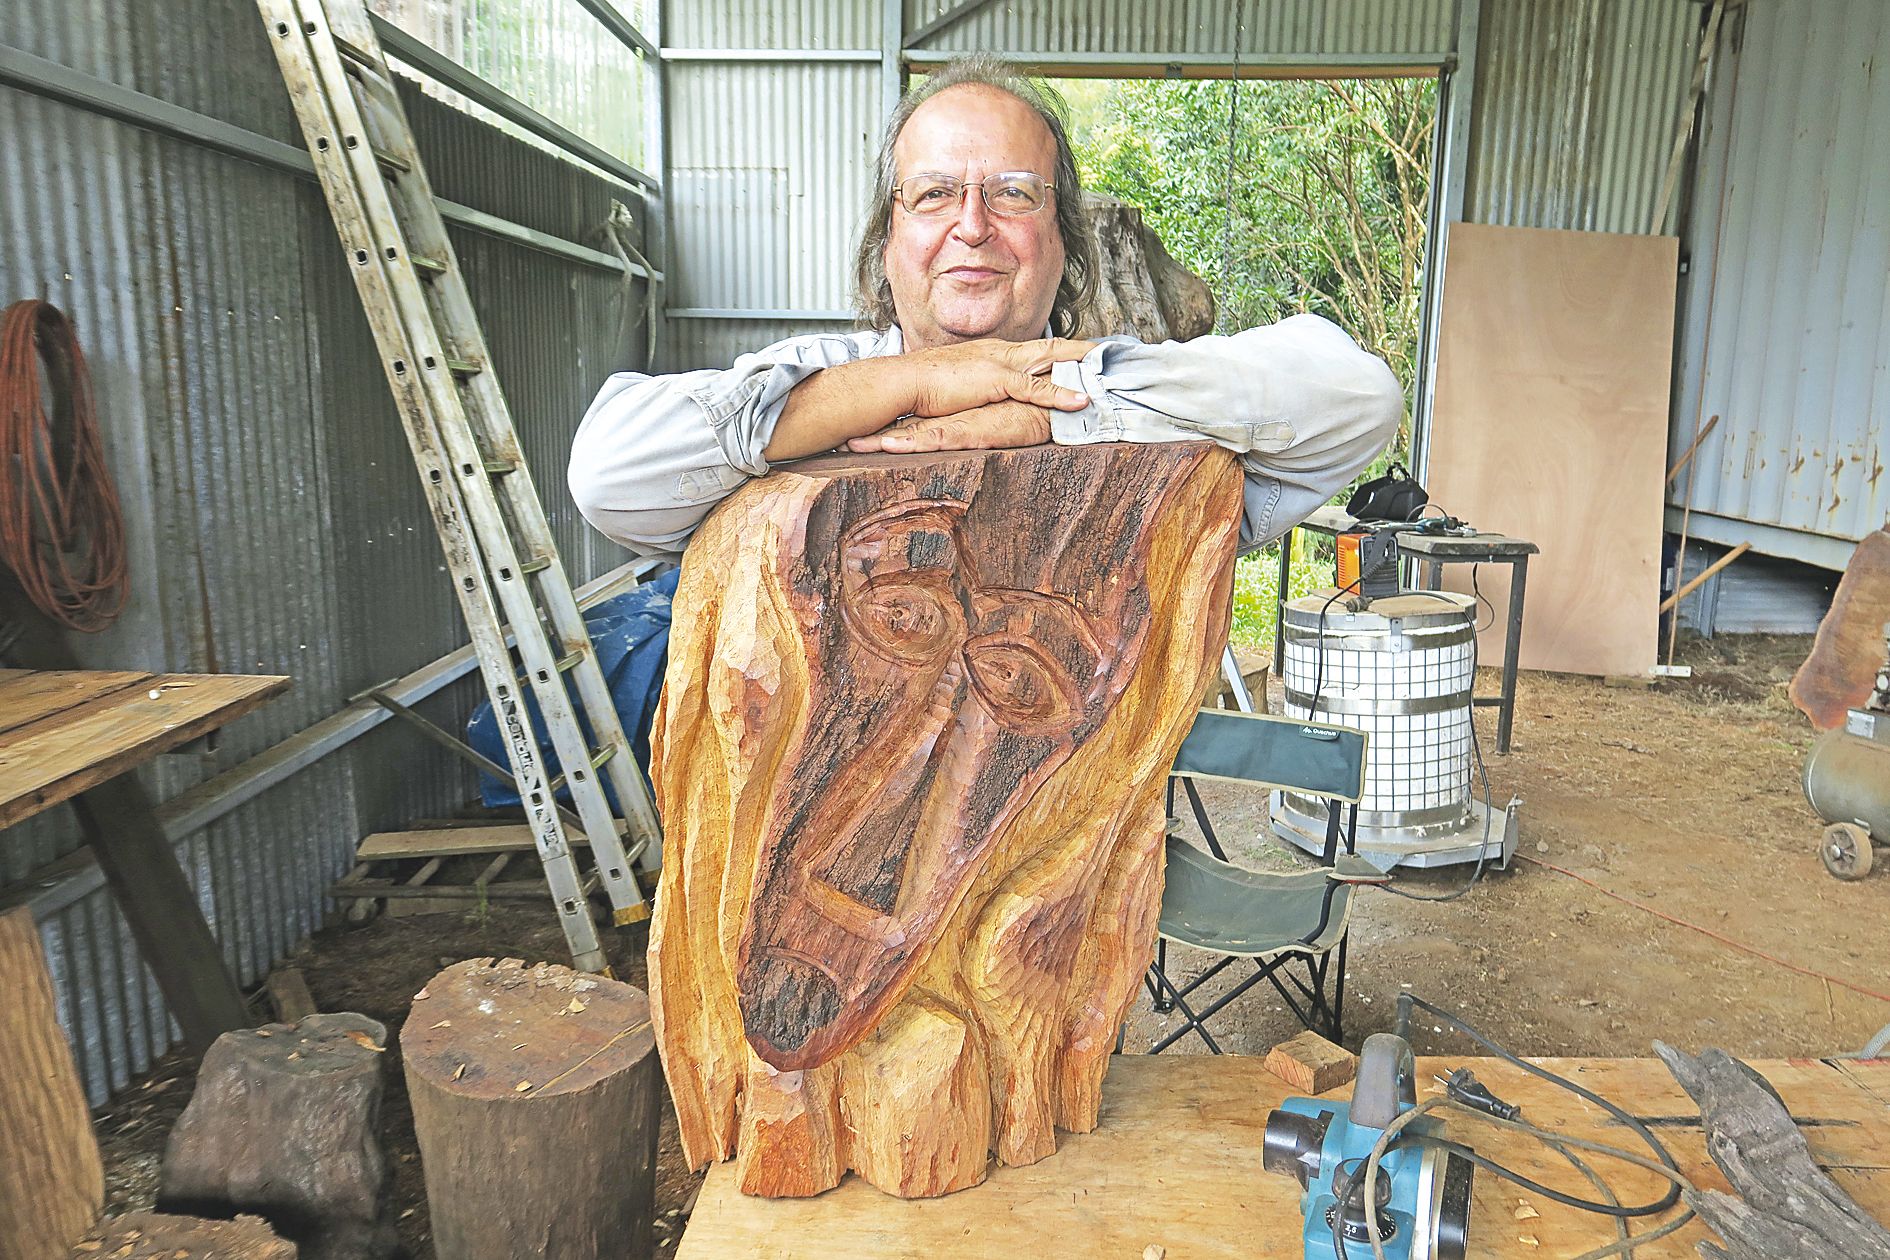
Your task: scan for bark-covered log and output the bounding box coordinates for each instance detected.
[401,958,662,1259]
[69,1212,296,1259]
[1078,194,1216,342]
[1655,1042,1890,1260]
[650,442,1244,1198]
[158,1014,394,1260]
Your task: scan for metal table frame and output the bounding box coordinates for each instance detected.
[1269,506,1538,754]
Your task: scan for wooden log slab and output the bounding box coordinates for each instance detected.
[0,906,104,1260]
[1790,527,1890,730]
[400,958,662,1260]
[650,442,1244,1197]
[158,1014,394,1260]
[1656,1042,1890,1260]
[69,1213,296,1259]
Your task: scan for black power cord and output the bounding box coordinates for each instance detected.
[1322,995,1688,1260]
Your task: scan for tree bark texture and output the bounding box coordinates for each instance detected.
[0,906,103,1260]
[649,442,1244,1198]
[1656,1042,1890,1260]
[1077,195,1216,343]
[158,1014,394,1260]
[400,958,662,1260]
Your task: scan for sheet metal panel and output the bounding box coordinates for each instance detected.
[902,0,1454,58]
[2,8,644,1102]
[1465,0,1698,234]
[1673,0,1889,569]
[669,0,880,50]
[666,60,878,364]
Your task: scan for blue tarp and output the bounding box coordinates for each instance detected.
[466,568,680,810]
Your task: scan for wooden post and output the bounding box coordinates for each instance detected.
[649,443,1245,1198]
[0,907,103,1260]
[401,958,662,1259]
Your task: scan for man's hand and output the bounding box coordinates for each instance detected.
[845,399,1054,454]
[902,337,1097,417]
[765,336,1097,463]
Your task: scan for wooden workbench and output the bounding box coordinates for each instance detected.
[0,669,290,828]
[0,668,291,1049]
[676,1052,1890,1259]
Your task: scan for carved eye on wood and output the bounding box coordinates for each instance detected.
[962,634,1080,733]
[843,573,964,666]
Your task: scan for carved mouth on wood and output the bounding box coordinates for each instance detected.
[736,949,843,1057]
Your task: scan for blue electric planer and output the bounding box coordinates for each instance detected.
[1263,1032,1474,1260]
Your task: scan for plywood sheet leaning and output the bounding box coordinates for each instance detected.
[1426,222,1679,677]
[649,442,1244,1199]
[1790,527,1890,730]
[0,906,104,1260]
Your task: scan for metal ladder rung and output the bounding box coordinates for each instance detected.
[517,553,552,575]
[332,33,378,68]
[482,457,519,475]
[374,149,411,176]
[546,742,620,795]
[556,648,586,672]
[410,253,447,275]
[446,356,485,377]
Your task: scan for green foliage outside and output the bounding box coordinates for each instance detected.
[1057,76,1439,648]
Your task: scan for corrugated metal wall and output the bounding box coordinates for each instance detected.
[664,1,877,364]
[1465,0,1699,234]
[1,0,646,1102]
[1672,0,1890,571]
[903,0,1455,57]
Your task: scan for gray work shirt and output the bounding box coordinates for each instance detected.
[569,313,1403,559]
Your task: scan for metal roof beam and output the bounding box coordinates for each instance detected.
[368,15,658,193]
[571,0,657,61]
[904,0,1001,50]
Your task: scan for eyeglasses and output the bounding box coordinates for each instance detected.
[892,172,1055,217]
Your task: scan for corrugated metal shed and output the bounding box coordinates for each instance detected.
[1672,0,1889,571]
[1,0,646,1102]
[1466,0,1699,234]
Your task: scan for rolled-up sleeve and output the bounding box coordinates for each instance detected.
[569,331,885,556]
[1047,314,1403,547]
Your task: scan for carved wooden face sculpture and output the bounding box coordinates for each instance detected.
[650,442,1242,1198]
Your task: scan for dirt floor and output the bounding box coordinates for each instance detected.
[92,632,1890,1257]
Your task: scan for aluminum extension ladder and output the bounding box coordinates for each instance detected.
[256,0,660,973]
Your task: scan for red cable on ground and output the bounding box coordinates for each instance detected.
[1518,853,1890,1006]
[0,300,128,632]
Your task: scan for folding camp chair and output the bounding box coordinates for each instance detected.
[1144,708,1383,1053]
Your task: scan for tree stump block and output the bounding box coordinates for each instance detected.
[400,958,662,1260]
[650,442,1244,1198]
[0,906,102,1260]
[158,1014,394,1260]
[69,1212,296,1259]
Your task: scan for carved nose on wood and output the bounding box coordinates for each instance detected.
[739,951,843,1062]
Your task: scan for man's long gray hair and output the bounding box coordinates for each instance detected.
[853,57,1099,337]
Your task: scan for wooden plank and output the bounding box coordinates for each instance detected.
[0,673,290,829]
[1427,223,1678,677]
[265,967,318,1024]
[675,1055,1890,1260]
[0,907,102,1260]
[0,670,152,738]
[356,823,553,860]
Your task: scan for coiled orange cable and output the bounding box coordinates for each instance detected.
[0,300,128,632]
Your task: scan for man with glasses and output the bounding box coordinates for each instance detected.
[570,55,1402,558]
